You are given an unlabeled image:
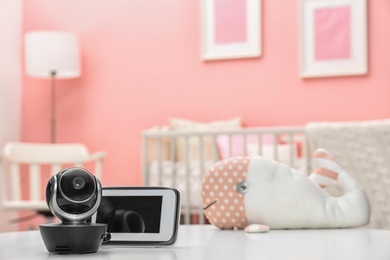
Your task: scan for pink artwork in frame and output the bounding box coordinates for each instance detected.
[314,6,351,61]
[214,0,247,44]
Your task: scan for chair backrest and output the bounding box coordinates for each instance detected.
[0,142,105,211]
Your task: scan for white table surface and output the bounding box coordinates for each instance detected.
[1,225,390,260]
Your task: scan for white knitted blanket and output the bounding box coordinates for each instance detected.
[305,119,390,229]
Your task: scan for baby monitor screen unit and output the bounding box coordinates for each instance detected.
[92,187,180,245]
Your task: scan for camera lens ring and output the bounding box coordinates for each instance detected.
[73,177,86,190]
[58,168,97,203]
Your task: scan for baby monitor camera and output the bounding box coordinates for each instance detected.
[39,167,107,254]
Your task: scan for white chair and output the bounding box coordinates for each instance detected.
[0,142,106,221]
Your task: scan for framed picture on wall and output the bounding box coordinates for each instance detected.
[300,0,367,77]
[201,0,261,61]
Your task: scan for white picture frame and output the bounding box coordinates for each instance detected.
[201,0,261,61]
[300,0,367,78]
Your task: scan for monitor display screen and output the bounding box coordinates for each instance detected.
[96,196,163,233]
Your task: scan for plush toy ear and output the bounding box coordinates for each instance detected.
[309,148,343,189]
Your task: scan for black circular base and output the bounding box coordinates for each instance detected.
[39,223,107,254]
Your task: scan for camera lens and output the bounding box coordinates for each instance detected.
[59,168,96,202]
[73,177,86,190]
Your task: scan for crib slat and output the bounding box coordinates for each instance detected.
[142,135,149,186]
[303,133,311,175]
[170,138,177,189]
[213,135,219,161]
[288,133,295,167]
[198,135,204,224]
[258,134,263,156]
[198,135,205,224]
[274,134,279,161]
[243,134,248,156]
[184,136,191,224]
[199,135,204,167]
[156,139,162,186]
[228,134,232,158]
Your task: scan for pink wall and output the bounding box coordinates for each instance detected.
[22,0,390,186]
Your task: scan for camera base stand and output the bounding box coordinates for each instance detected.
[39,223,107,254]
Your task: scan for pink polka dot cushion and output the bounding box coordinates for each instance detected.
[201,152,370,230]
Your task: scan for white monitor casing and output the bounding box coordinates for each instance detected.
[91,187,180,246]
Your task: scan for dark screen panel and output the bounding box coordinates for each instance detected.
[96,196,163,233]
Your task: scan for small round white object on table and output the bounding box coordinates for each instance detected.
[244,224,270,233]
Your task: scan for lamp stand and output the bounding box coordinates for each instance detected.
[50,71,57,143]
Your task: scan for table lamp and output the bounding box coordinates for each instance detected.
[25,31,81,143]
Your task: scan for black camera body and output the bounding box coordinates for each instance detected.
[39,167,107,254]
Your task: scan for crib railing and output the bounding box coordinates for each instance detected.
[142,126,311,224]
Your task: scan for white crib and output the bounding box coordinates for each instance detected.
[142,126,312,224]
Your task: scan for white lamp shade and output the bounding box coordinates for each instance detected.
[25,31,81,79]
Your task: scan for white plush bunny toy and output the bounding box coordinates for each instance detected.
[201,149,370,230]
